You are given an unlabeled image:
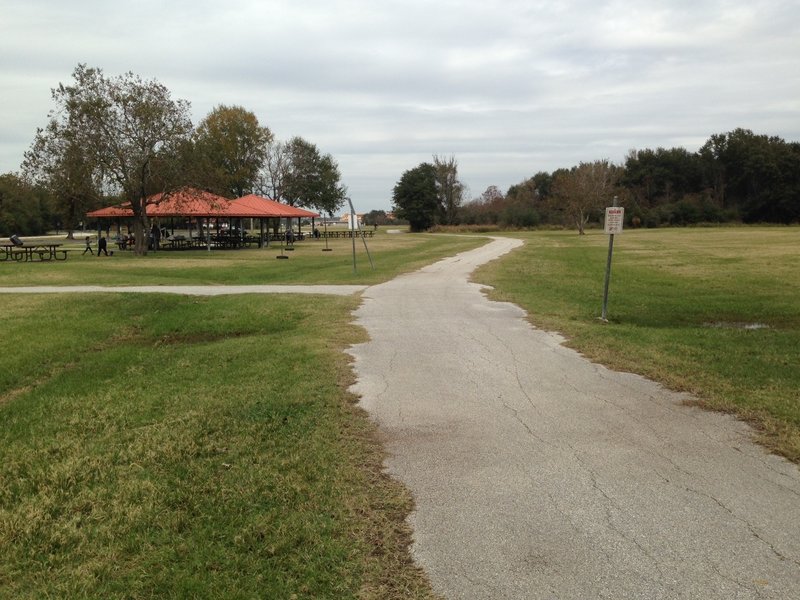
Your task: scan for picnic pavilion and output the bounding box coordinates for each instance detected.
[86,188,319,249]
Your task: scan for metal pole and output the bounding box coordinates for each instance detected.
[346,198,357,273]
[352,204,374,269]
[601,195,618,322]
[322,213,332,251]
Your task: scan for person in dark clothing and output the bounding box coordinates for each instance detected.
[98,235,108,256]
[151,223,161,251]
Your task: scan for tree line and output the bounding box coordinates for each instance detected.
[393,129,800,233]
[0,64,347,254]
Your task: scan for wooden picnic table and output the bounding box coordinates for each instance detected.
[1,243,68,262]
[318,230,374,239]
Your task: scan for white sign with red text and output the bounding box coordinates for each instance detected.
[604,206,624,234]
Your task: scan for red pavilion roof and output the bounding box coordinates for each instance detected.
[87,188,319,219]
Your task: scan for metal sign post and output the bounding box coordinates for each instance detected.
[601,197,623,322]
[322,212,332,252]
[276,218,289,259]
[346,197,374,273]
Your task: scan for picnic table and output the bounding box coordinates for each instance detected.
[1,243,69,262]
[318,230,374,239]
[211,233,251,249]
[164,235,194,249]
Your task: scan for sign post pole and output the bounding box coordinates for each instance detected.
[346,198,358,273]
[601,197,623,322]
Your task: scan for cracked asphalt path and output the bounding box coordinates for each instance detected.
[348,237,800,599]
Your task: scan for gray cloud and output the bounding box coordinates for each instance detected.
[1,0,798,210]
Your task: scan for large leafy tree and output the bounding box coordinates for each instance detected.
[432,154,464,225]
[192,105,272,198]
[25,64,193,255]
[392,163,439,232]
[281,137,318,207]
[23,123,101,239]
[551,160,621,234]
[260,139,289,202]
[277,137,347,215]
[314,153,349,216]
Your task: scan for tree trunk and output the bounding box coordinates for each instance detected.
[576,210,587,235]
[133,217,148,255]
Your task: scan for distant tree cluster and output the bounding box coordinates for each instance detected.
[0,173,53,237]
[392,155,466,232]
[5,64,347,253]
[396,129,799,232]
[363,210,403,227]
[457,129,800,232]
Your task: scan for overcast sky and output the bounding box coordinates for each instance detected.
[1,0,798,211]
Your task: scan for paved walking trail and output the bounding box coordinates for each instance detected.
[348,237,800,599]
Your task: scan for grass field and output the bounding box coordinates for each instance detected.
[0,230,484,287]
[1,232,479,599]
[474,227,800,461]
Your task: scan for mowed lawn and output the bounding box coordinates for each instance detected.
[475,227,800,461]
[0,230,484,287]
[1,232,486,599]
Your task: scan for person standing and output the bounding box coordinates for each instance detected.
[150,223,161,251]
[98,235,108,256]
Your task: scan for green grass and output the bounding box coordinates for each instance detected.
[0,293,436,599]
[0,232,485,287]
[475,227,800,460]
